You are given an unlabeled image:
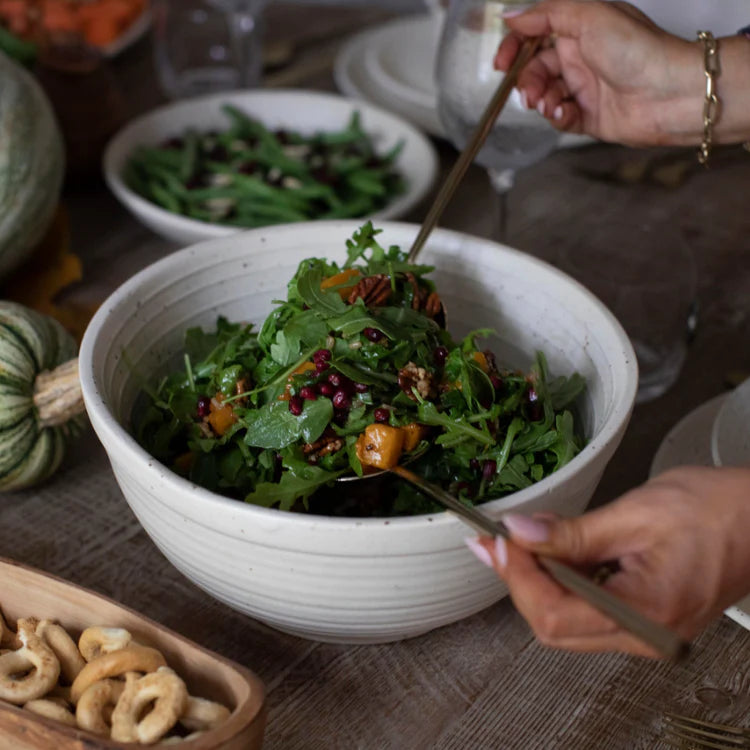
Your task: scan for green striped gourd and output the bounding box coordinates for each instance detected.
[0,302,85,491]
[0,51,65,280]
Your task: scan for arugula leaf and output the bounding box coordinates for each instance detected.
[296,264,347,317]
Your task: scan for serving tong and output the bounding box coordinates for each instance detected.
[392,466,690,661]
[339,38,690,660]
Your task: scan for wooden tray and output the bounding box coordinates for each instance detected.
[0,558,266,749]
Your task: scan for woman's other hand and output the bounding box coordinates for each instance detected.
[467,466,750,657]
[495,0,704,147]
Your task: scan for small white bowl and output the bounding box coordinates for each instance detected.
[79,221,637,644]
[711,378,750,467]
[103,89,439,245]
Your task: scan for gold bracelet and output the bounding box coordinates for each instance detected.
[697,30,720,166]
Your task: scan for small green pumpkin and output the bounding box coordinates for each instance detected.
[0,51,65,280]
[0,302,85,491]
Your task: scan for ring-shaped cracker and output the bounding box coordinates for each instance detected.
[70,644,166,704]
[111,667,188,744]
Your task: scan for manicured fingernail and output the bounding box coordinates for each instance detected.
[520,89,528,109]
[502,514,550,543]
[553,105,564,121]
[465,537,494,568]
[501,4,532,18]
[537,99,546,116]
[494,537,507,568]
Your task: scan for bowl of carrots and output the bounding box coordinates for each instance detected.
[0,0,149,57]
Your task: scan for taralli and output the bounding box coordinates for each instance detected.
[0,619,60,705]
[24,698,77,727]
[70,644,167,703]
[76,678,125,736]
[0,609,233,743]
[78,626,132,662]
[111,667,188,744]
[36,620,86,684]
[181,695,232,732]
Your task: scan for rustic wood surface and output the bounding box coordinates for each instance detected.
[2,4,750,749]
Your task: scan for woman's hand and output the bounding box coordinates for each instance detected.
[495,0,705,147]
[467,466,750,657]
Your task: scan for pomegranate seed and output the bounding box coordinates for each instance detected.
[332,390,351,409]
[469,458,480,472]
[197,396,211,418]
[527,387,539,403]
[433,346,449,366]
[289,396,303,416]
[313,348,332,364]
[315,361,330,373]
[490,375,503,390]
[482,460,497,481]
[300,386,317,401]
[528,403,543,422]
[373,407,389,423]
[363,327,383,342]
[318,382,334,397]
[327,372,353,392]
[353,382,369,393]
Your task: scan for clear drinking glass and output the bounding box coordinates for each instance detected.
[153,0,269,100]
[556,219,697,403]
[435,0,559,239]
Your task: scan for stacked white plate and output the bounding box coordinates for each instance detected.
[334,13,591,149]
[650,379,750,631]
[335,14,447,138]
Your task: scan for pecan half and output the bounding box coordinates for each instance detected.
[398,362,437,401]
[347,274,392,307]
[303,433,345,463]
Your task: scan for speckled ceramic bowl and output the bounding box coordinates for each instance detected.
[79,221,637,644]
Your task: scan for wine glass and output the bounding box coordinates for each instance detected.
[153,0,270,99]
[435,0,560,239]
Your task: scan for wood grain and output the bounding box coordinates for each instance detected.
[0,559,266,749]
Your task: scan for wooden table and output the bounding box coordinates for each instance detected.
[5,5,750,748]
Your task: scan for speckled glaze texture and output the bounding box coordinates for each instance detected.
[711,377,750,467]
[79,221,637,643]
[103,89,439,245]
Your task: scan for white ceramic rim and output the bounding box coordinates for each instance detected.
[361,16,440,112]
[334,22,447,140]
[103,89,440,239]
[80,220,637,532]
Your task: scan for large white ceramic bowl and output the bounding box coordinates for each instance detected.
[79,221,638,644]
[103,89,439,245]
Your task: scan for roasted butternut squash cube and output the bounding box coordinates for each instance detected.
[355,423,405,470]
[278,360,318,401]
[400,423,428,452]
[472,351,489,372]
[320,268,361,299]
[208,397,238,436]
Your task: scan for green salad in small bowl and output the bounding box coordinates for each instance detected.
[134,223,586,517]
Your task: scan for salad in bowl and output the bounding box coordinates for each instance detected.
[134,223,585,517]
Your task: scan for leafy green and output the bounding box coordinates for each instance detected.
[133,225,587,517]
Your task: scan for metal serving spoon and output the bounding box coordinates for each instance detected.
[391,465,690,661]
[337,37,541,486]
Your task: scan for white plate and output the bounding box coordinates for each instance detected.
[649,394,750,630]
[334,15,593,150]
[711,377,750,467]
[104,88,439,245]
[335,16,447,139]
